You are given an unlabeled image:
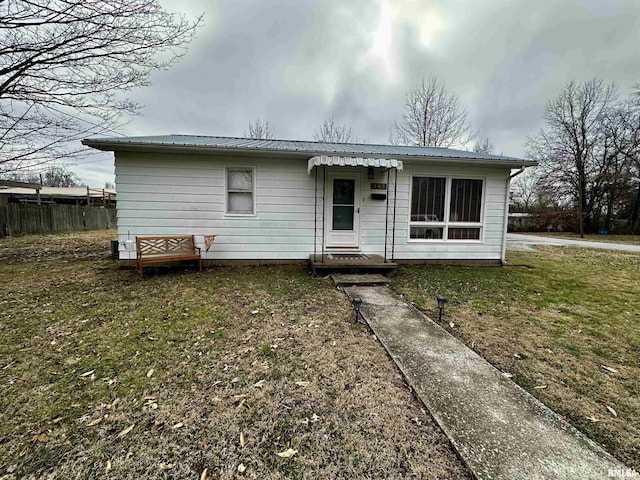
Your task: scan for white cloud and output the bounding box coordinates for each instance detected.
[77,0,640,184]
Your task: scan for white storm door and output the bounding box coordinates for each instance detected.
[326,173,360,248]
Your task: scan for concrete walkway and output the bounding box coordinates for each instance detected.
[343,284,626,480]
[508,233,640,252]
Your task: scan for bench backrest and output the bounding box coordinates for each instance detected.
[136,235,197,256]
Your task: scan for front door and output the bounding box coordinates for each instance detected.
[326,174,360,248]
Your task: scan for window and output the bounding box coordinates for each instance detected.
[332,179,355,230]
[410,177,446,239]
[226,167,255,215]
[449,179,482,222]
[410,176,484,241]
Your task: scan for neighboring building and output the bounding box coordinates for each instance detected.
[508,212,536,232]
[82,135,535,265]
[0,186,116,206]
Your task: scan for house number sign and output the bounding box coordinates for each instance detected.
[370,183,387,190]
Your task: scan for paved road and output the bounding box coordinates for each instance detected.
[507,233,640,252]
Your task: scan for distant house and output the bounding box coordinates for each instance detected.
[0,186,116,206]
[508,212,536,232]
[82,135,535,265]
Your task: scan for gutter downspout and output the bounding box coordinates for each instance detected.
[322,165,326,263]
[510,166,525,179]
[392,168,398,262]
[384,169,390,262]
[501,167,528,264]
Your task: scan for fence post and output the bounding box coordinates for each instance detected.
[1,204,8,237]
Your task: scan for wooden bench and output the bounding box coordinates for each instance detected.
[136,235,202,278]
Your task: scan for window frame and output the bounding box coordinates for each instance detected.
[224,166,257,217]
[408,174,486,243]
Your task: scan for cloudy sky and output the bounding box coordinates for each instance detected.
[76,0,640,186]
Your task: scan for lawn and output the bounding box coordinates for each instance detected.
[0,231,469,479]
[391,246,640,469]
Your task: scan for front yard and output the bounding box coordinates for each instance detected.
[392,246,640,469]
[3,232,637,477]
[0,232,469,479]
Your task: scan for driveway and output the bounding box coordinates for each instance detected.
[507,233,640,252]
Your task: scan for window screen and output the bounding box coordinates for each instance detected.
[448,227,481,240]
[449,179,482,223]
[410,177,446,222]
[226,168,254,215]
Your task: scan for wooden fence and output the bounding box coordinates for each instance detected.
[0,204,116,237]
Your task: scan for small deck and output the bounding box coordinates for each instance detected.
[309,253,397,275]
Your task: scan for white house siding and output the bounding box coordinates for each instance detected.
[357,161,509,261]
[115,152,317,261]
[115,152,510,262]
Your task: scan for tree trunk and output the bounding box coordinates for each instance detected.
[628,184,640,232]
[605,191,613,233]
[578,181,585,238]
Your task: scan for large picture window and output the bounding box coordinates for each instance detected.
[226,167,255,215]
[410,176,484,241]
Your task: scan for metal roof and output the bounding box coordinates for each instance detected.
[82,134,536,166]
[0,187,116,197]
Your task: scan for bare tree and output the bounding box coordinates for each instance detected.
[391,76,474,148]
[43,166,80,187]
[527,79,618,237]
[473,137,494,154]
[244,118,275,139]
[510,169,541,211]
[0,0,202,175]
[314,118,353,143]
[12,165,80,187]
[604,95,640,230]
[594,99,639,231]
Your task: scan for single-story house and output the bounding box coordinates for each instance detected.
[82,135,535,266]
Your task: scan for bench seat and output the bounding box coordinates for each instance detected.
[136,235,202,278]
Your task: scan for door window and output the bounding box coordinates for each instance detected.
[332,179,355,230]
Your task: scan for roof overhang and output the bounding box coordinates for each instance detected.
[0,180,41,190]
[307,156,403,175]
[82,137,537,168]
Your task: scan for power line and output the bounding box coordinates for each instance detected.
[44,104,127,137]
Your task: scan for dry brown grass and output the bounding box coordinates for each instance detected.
[0,231,470,479]
[392,246,640,469]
